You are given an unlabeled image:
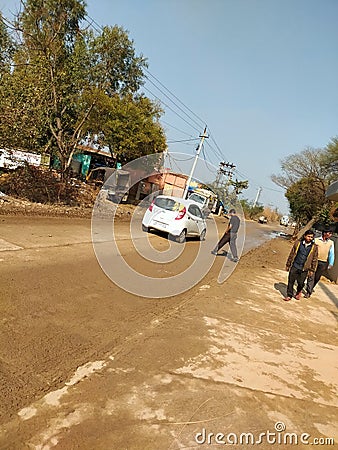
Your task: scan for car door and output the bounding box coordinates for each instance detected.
[187,204,205,235]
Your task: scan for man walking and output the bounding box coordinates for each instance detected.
[211,209,240,262]
[305,229,335,298]
[285,230,318,301]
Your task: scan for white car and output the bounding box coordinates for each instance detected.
[280,215,289,226]
[142,195,207,243]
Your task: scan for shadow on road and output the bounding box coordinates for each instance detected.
[274,282,287,298]
[320,283,338,309]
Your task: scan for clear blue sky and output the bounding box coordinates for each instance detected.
[2,0,338,214]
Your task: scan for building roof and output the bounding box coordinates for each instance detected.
[326,181,338,201]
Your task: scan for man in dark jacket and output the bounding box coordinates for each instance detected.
[285,230,318,301]
[211,209,240,262]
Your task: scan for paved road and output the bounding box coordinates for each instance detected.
[0,215,277,420]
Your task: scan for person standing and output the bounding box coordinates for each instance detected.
[285,230,318,301]
[211,209,240,262]
[305,230,335,298]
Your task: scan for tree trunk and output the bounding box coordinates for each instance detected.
[292,217,317,241]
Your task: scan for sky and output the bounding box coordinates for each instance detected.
[1,0,338,214]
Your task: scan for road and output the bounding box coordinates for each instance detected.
[0,215,337,449]
[0,214,277,423]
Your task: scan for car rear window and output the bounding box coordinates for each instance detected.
[154,197,182,211]
[189,194,205,204]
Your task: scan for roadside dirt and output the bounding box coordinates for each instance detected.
[0,216,285,423]
[0,192,136,219]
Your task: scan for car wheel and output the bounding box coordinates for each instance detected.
[199,229,206,241]
[142,224,148,232]
[176,229,186,243]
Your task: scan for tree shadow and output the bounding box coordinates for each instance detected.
[274,282,287,298]
[320,283,338,309]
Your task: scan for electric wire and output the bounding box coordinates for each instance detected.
[168,154,195,162]
[161,120,195,138]
[167,138,200,144]
[84,13,286,200]
[143,86,200,134]
[145,75,204,131]
[166,152,186,174]
[201,145,218,176]
[144,68,206,129]
[84,14,206,138]
[233,169,284,193]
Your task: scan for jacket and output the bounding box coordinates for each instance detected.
[286,240,318,272]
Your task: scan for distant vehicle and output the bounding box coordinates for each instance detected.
[188,189,217,216]
[280,215,289,226]
[142,195,207,243]
[86,166,130,202]
[258,215,268,224]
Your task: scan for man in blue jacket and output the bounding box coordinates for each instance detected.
[285,230,318,301]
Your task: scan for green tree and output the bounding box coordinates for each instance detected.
[0,13,15,77]
[239,198,264,220]
[272,146,335,233]
[230,179,249,195]
[285,176,328,224]
[321,136,338,179]
[0,0,166,178]
[86,94,166,163]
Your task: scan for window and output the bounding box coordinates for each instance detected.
[188,204,203,218]
[155,197,182,211]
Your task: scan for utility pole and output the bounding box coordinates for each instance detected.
[253,187,262,207]
[183,126,208,198]
[215,161,236,188]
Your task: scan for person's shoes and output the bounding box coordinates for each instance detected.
[295,292,302,300]
[211,250,217,255]
[284,296,292,301]
[304,292,311,298]
[232,257,239,262]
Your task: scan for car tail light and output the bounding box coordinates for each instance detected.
[148,199,155,212]
[175,206,186,220]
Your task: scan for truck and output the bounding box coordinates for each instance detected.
[188,188,217,217]
[86,166,131,203]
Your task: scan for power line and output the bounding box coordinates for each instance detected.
[167,138,200,144]
[160,120,196,138]
[84,14,230,169]
[168,154,195,162]
[145,75,203,131]
[85,14,204,135]
[234,168,285,193]
[143,86,200,134]
[201,145,218,176]
[144,68,206,129]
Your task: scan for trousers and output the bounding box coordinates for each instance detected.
[287,266,308,297]
[215,232,238,259]
[306,260,328,295]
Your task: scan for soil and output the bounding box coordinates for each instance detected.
[0,208,337,449]
[0,192,136,219]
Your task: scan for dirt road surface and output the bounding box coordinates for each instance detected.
[0,214,337,449]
